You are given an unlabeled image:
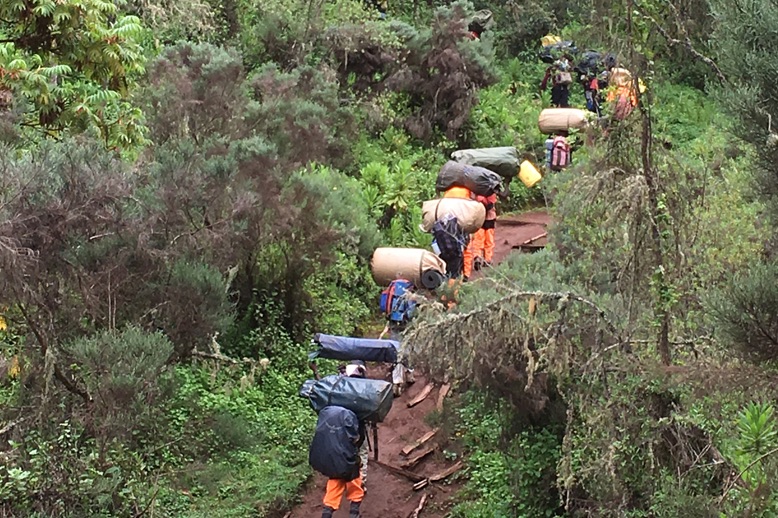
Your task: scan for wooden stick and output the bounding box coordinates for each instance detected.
[407,383,434,408]
[373,423,379,461]
[436,384,451,411]
[401,428,439,457]
[400,445,436,470]
[429,461,464,482]
[518,232,547,246]
[409,493,427,518]
[413,479,429,491]
[373,459,426,483]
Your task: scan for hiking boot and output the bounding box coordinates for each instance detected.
[349,501,361,518]
[322,506,335,518]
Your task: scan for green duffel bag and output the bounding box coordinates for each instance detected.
[299,375,394,423]
[451,146,520,179]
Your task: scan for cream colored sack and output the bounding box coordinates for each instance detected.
[371,248,446,287]
[420,198,486,234]
[538,108,589,134]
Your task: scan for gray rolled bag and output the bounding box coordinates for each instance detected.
[299,374,394,423]
[451,146,520,178]
[309,333,399,363]
[435,161,503,196]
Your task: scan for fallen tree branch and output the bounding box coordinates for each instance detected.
[436,384,450,411]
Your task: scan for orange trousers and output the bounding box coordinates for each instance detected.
[323,476,364,510]
[483,227,495,262]
[464,229,487,277]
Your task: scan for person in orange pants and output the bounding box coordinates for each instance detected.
[480,192,497,265]
[464,192,497,277]
[442,186,476,280]
[323,476,364,518]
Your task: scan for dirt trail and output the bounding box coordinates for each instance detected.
[288,210,553,518]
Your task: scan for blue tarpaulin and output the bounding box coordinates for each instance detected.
[309,333,399,364]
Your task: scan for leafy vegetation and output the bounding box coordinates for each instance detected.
[2,0,778,516]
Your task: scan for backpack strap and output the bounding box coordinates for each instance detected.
[385,282,396,316]
[434,199,442,221]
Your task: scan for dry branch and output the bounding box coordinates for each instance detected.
[407,383,434,407]
[402,428,439,457]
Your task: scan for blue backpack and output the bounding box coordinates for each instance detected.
[379,279,417,323]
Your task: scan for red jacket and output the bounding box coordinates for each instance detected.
[476,193,497,221]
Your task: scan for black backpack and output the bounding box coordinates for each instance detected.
[308,406,361,480]
[432,214,468,258]
[575,51,602,78]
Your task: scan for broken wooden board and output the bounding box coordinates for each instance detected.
[407,383,434,408]
[408,493,427,518]
[429,461,464,482]
[436,383,451,411]
[401,428,439,457]
[400,445,436,470]
[373,459,426,483]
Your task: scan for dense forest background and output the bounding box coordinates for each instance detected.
[2,0,778,516]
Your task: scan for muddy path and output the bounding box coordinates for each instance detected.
[288,210,553,518]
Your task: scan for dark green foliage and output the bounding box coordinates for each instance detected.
[708,261,778,362]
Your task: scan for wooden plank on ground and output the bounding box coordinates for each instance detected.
[436,383,451,411]
[407,383,434,408]
[412,479,429,491]
[401,428,439,457]
[400,445,436,470]
[408,493,427,518]
[373,459,426,483]
[429,461,464,482]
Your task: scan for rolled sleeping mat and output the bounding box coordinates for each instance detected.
[538,108,589,134]
[421,268,446,289]
[450,146,520,179]
[420,198,486,234]
[371,247,447,287]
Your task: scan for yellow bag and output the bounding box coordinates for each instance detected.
[541,34,561,47]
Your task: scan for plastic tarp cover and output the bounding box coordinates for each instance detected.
[420,198,485,234]
[299,375,395,423]
[370,247,447,287]
[451,147,520,178]
[435,161,503,196]
[308,406,361,480]
[538,108,589,134]
[309,333,399,363]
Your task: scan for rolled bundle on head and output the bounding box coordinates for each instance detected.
[538,108,589,134]
[420,198,485,234]
[450,146,520,179]
[435,161,503,196]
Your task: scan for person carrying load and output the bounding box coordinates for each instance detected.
[377,279,418,395]
[472,192,497,268]
[440,187,474,281]
[310,403,366,518]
